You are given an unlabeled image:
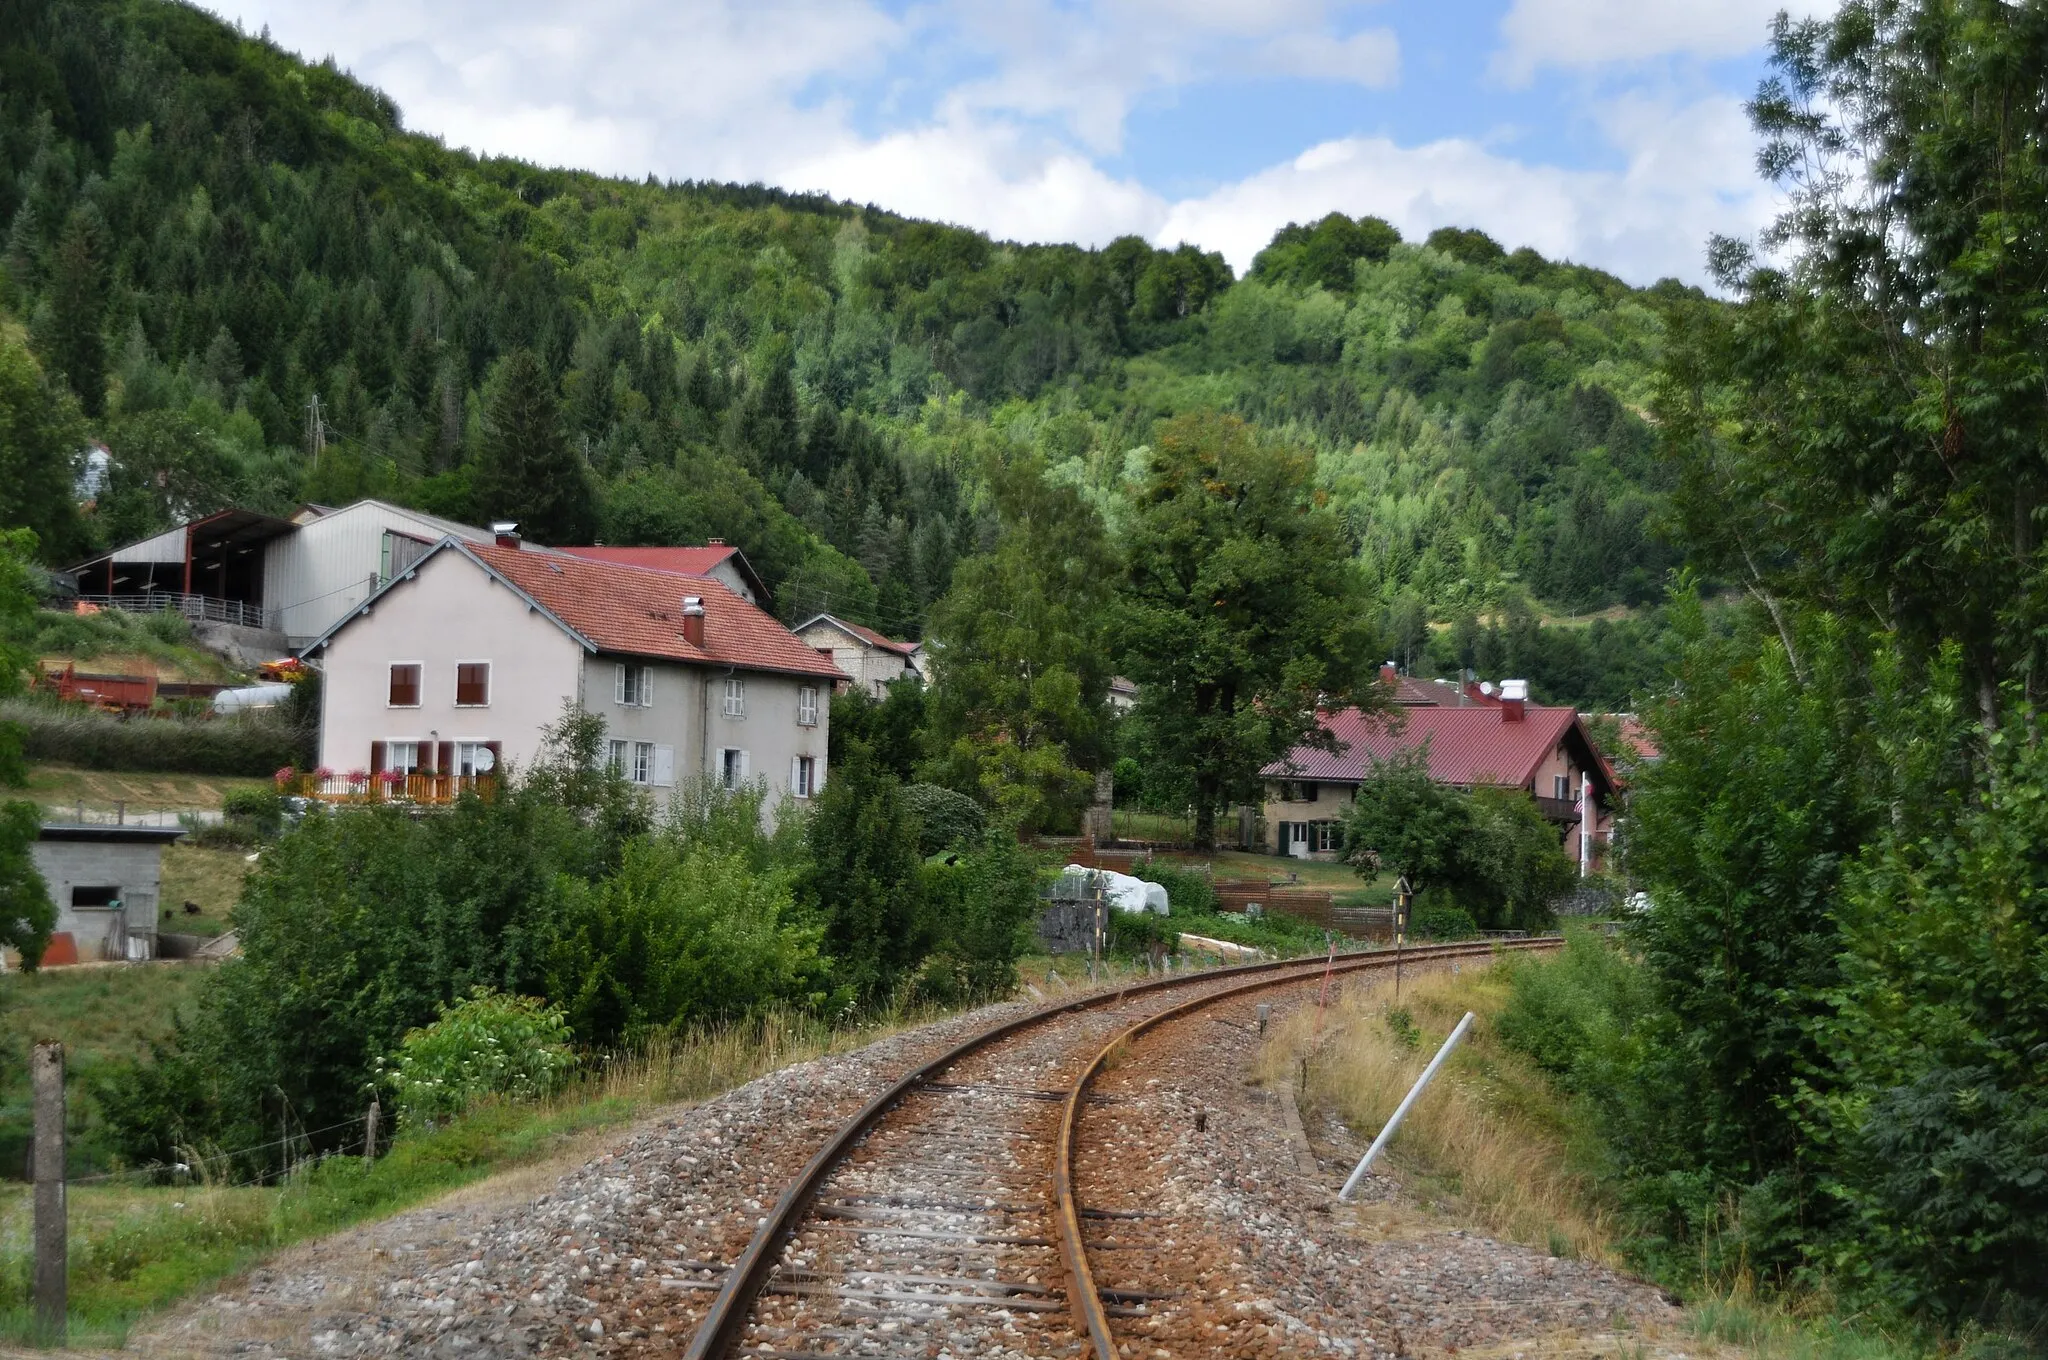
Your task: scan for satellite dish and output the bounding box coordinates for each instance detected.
[472,747,496,773]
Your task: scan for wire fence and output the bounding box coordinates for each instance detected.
[62,1113,379,1189]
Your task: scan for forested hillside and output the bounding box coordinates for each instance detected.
[1,0,1688,698]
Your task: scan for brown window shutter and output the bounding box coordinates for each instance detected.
[370,740,386,773]
[438,741,454,773]
[484,741,501,774]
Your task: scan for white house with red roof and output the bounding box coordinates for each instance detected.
[553,541,768,609]
[793,613,927,696]
[1261,678,1617,870]
[301,531,842,814]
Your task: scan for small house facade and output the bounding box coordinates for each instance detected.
[22,823,184,966]
[1261,681,1617,871]
[793,614,926,695]
[303,537,842,816]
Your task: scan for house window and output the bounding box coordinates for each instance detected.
[797,685,819,727]
[385,741,420,774]
[1553,774,1571,800]
[606,739,628,777]
[720,748,748,789]
[1279,780,1317,803]
[1311,822,1341,853]
[456,742,497,777]
[616,663,653,707]
[723,677,746,717]
[388,663,421,707]
[792,755,815,799]
[631,741,653,784]
[455,662,490,707]
[71,886,120,909]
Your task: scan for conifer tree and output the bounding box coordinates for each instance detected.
[46,203,108,416]
[473,350,596,545]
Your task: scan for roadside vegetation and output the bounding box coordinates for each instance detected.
[1275,940,1992,1360]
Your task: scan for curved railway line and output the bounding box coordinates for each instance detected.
[675,938,1558,1360]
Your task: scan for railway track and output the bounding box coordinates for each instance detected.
[678,938,1557,1360]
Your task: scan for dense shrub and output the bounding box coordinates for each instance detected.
[547,836,830,1041]
[1,698,308,774]
[1409,898,1478,940]
[902,782,985,856]
[219,786,287,838]
[382,988,577,1127]
[1130,856,1216,914]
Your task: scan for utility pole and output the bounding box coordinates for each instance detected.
[304,392,326,465]
[32,1041,65,1342]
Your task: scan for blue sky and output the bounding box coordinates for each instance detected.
[209,0,1830,286]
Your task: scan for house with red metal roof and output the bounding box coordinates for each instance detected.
[1260,679,1618,870]
[793,613,927,696]
[553,540,769,609]
[301,530,842,816]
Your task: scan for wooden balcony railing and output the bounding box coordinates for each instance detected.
[309,773,498,805]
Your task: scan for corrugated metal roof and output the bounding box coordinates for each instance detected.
[1263,704,1589,790]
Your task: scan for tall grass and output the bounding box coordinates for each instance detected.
[1,698,307,775]
[1262,963,1619,1261]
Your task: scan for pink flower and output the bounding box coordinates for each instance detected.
[378,769,405,786]
[346,769,369,786]
[312,766,335,782]
[273,765,297,786]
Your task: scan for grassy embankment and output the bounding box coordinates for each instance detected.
[0,953,1213,1347]
[1264,945,1944,1360]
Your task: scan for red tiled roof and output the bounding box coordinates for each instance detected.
[802,613,918,657]
[1262,704,1607,794]
[469,544,842,680]
[1614,715,1660,761]
[555,545,737,575]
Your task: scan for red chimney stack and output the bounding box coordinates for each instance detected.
[681,595,706,648]
[1499,678,1528,722]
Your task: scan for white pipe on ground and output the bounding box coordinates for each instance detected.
[1336,1009,1476,1201]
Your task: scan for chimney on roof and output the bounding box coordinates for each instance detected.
[707,537,725,546]
[491,521,521,549]
[681,595,706,648]
[1500,678,1528,722]
[1380,661,1398,686]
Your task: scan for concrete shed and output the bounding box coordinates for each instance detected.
[24,824,185,965]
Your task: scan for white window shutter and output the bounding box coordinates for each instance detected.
[643,669,654,708]
[653,744,675,787]
[814,758,826,791]
[614,663,625,704]
[791,756,802,795]
[739,749,750,781]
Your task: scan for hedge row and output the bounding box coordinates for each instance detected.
[1,699,311,775]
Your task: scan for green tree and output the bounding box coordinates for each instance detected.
[1339,744,1467,886]
[473,350,597,544]
[44,203,107,416]
[0,332,84,560]
[1660,0,2048,733]
[925,454,1115,832]
[799,738,930,1005]
[0,529,56,968]
[1118,412,1380,847]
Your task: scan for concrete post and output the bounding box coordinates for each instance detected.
[364,1100,381,1169]
[32,1041,65,1341]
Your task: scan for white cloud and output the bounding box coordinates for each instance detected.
[206,0,1774,286]
[1491,0,1836,85]
[1159,94,1778,283]
[1256,28,1400,86]
[776,120,1168,247]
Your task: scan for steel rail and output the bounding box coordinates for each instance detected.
[1050,937,1559,1360]
[681,938,1547,1360]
